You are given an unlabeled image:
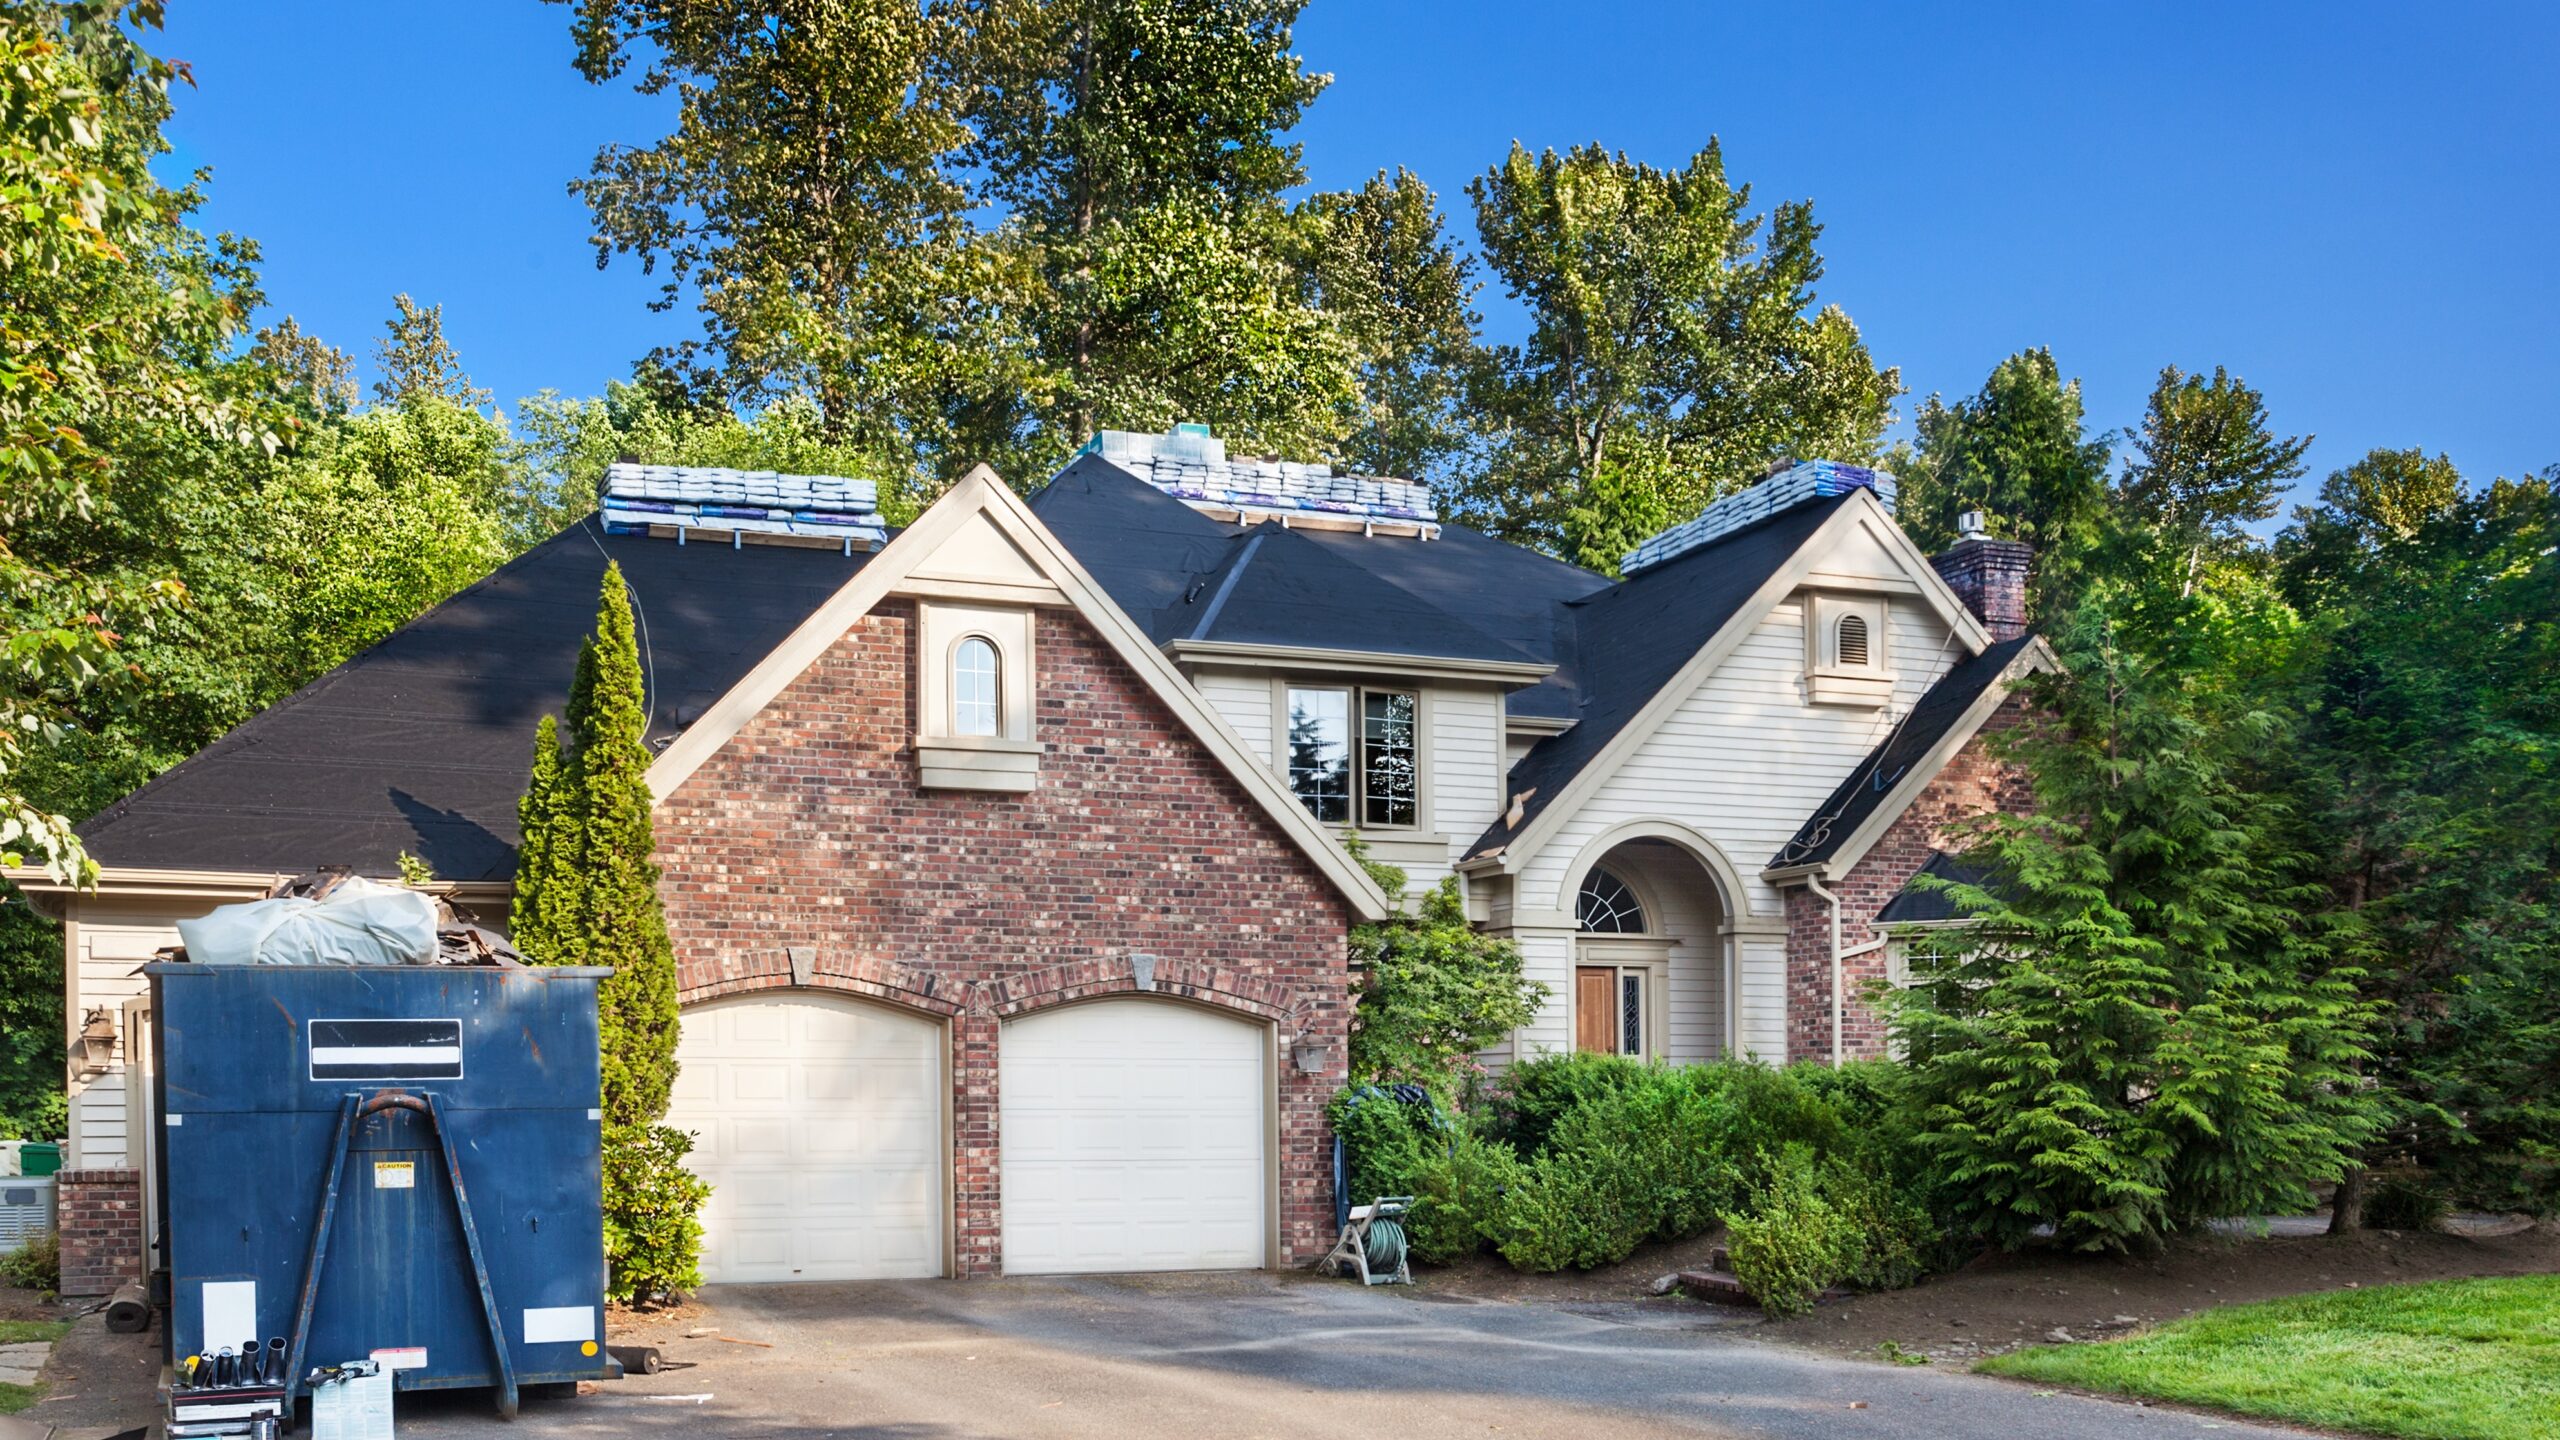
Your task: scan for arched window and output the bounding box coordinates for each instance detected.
[953,636,999,736]
[1576,866,1648,934]
[1836,612,1871,668]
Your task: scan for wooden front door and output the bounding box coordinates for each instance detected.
[1575,966,1617,1053]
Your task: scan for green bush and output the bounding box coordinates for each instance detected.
[0,1232,59,1294]
[1481,1051,1655,1155]
[1724,1147,1856,1317]
[604,1124,711,1305]
[2361,1167,2451,1232]
[1406,1129,1524,1264]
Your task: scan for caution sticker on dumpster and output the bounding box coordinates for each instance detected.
[372,1161,414,1189]
[370,1346,426,1371]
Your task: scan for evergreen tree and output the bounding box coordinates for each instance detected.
[373,294,493,410]
[510,715,582,966]
[564,565,681,1126]
[1891,538,2379,1251]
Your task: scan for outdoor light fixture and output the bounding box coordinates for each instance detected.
[75,1007,117,1074]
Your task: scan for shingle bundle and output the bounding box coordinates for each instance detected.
[1086,428,1439,531]
[1620,460,1896,575]
[598,463,887,550]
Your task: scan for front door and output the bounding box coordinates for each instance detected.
[1575,964,1646,1058]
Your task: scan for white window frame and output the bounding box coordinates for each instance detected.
[916,601,1038,790]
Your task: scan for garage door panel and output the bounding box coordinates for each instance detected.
[1000,1000,1268,1275]
[667,994,946,1283]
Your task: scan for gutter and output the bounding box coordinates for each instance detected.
[1805,872,1845,1067]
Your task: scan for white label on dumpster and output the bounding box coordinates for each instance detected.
[370,1346,426,1371]
[372,1161,414,1190]
[200,1280,255,1350]
[523,1306,596,1344]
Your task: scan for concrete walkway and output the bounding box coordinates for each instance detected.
[383,1272,2314,1439]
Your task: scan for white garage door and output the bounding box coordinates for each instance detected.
[1000,999,1269,1274]
[665,993,944,1282]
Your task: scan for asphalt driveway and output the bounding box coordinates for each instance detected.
[385,1271,2309,1440]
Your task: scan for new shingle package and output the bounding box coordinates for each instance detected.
[599,462,888,549]
[1085,428,1440,532]
[1621,460,1896,575]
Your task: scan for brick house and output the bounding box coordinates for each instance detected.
[14,436,2047,1295]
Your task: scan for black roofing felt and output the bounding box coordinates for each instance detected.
[77,522,875,881]
[1767,633,2038,871]
[1875,851,2005,926]
[1466,494,1858,861]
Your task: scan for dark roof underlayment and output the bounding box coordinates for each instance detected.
[1766,633,2038,871]
[1464,494,1860,862]
[77,521,877,881]
[1874,850,2005,926]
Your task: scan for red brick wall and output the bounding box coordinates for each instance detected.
[1785,694,2035,1064]
[54,1168,143,1297]
[656,600,1354,1275]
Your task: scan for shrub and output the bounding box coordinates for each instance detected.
[2361,1167,2451,1232]
[0,1232,60,1294]
[1344,848,1547,1094]
[604,1124,710,1305]
[1406,1129,1525,1264]
[1480,1051,1660,1156]
[1724,1147,1856,1317]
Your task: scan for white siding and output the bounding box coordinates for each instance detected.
[66,905,187,1169]
[1192,668,1275,771]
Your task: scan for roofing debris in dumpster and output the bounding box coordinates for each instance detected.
[167,871,523,968]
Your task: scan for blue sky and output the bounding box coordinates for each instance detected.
[159,2,2557,498]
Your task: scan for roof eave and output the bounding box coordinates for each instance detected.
[1163,639,1556,687]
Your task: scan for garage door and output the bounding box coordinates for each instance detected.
[999,999,1269,1274]
[665,993,944,1282]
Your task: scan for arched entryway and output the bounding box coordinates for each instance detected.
[1566,835,1734,1061]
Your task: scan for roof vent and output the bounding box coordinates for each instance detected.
[1620,460,1895,576]
[1078,425,1440,538]
[599,463,886,553]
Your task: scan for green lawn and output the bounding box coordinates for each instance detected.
[1979,1275,2560,1440]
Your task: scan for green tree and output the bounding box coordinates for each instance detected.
[1342,844,1546,1093]
[1891,534,2379,1251]
[2119,365,2309,594]
[2280,460,2560,1218]
[1456,141,1898,570]
[251,317,357,418]
[373,294,493,409]
[0,889,67,1140]
[1893,348,2111,604]
[553,0,1016,484]
[1292,169,1482,481]
[510,716,582,966]
[0,0,275,879]
[937,0,1355,464]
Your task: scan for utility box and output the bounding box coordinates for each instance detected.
[150,963,615,1416]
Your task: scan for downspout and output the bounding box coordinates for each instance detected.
[1805,873,1844,1067]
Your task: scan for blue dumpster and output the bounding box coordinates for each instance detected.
[150,962,616,1417]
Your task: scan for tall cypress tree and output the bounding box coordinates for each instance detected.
[565,564,681,1127]
[510,714,583,966]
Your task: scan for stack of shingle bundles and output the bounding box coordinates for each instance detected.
[598,462,888,550]
[1136,456,1439,531]
[1620,459,1895,575]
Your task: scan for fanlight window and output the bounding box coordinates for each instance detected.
[1576,866,1648,934]
[953,636,1000,736]
[1836,612,1871,668]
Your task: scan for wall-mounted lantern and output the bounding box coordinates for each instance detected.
[75,1006,118,1074]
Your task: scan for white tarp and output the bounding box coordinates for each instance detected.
[174,877,438,966]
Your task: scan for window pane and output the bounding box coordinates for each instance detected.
[1360,690,1417,828]
[954,637,998,736]
[1285,688,1350,822]
[1576,867,1648,933]
[1621,972,1643,1056]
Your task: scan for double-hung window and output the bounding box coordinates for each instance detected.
[1284,686,1418,828]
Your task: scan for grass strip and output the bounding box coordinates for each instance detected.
[1979,1274,2560,1440]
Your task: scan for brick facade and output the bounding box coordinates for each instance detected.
[54,1168,144,1297]
[654,599,1354,1276]
[1784,694,2035,1063]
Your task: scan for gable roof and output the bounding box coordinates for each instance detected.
[1874,851,2005,927]
[1031,453,1607,697]
[1767,633,2054,876]
[1462,495,1857,863]
[646,466,1392,920]
[72,522,882,883]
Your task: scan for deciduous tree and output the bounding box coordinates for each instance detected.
[2119,365,2308,594]
[1292,169,1482,481]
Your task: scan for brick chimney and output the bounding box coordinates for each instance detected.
[1929,512,2032,640]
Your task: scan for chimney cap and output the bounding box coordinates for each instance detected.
[1957,510,1987,537]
